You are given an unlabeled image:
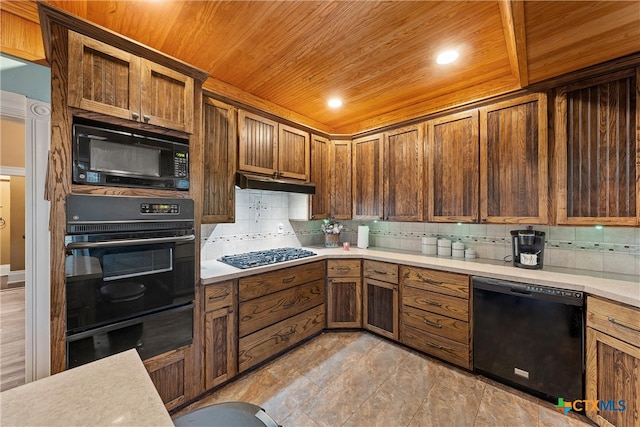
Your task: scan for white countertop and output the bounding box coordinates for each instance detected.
[202,246,640,308]
[0,350,173,427]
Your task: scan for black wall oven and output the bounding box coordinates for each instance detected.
[65,194,195,368]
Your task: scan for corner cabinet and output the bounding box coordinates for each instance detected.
[327,260,362,328]
[68,31,194,133]
[202,97,236,223]
[479,93,548,224]
[310,134,330,219]
[352,134,384,220]
[586,296,640,427]
[203,281,237,390]
[555,69,639,226]
[363,260,399,340]
[330,140,352,220]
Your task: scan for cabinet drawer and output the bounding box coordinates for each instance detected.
[587,296,640,347]
[239,261,325,302]
[402,324,470,369]
[239,279,325,337]
[363,260,398,284]
[402,305,469,344]
[327,259,361,277]
[238,304,325,372]
[204,281,235,312]
[402,286,468,321]
[401,266,469,299]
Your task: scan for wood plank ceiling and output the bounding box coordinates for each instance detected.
[3,1,640,134]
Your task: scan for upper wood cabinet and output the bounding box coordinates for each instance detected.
[479,93,548,224]
[237,109,310,180]
[352,134,384,220]
[330,140,352,220]
[555,69,639,226]
[68,31,194,133]
[309,134,330,220]
[202,98,236,224]
[427,110,480,223]
[384,124,426,222]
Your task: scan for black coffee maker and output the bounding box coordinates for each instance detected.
[511,227,545,269]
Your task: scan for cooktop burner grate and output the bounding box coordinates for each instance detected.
[218,247,317,269]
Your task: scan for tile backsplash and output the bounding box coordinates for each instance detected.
[202,189,640,276]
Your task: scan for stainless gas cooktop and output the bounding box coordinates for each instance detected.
[218,247,317,269]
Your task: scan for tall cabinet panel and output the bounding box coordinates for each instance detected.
[238,110,278,176]
[384,124,425,222]
[352,134,384,220]
[479,93,548,223]
[310,134,330,219]
[330,140,352,220]
[555,69,639,225]
[202,97,236,223]
[427,110,480,223]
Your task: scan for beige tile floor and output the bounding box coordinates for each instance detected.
[176,331,592,427]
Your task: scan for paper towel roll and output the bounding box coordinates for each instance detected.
[357,226,369,249]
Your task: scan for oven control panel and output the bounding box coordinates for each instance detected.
[140,203,180,214]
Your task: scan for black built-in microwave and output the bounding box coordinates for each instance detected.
[72,119,189,190]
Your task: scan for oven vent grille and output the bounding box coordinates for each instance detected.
[68,221,194,234]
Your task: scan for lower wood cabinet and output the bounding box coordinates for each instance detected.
[586,296,640,427]
[400,266,471,369]
[144,347,189,410]
[327,259,362,328]
[363,260,399,340]
[203,280,237,390]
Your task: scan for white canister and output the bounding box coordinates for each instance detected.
[437,239,452,256]
[452,242,465,258]
[421,237,437,255]
[464,249,477,259]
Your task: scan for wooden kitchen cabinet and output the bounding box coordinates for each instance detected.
[427,110,480,223]
[203,281,237,390]
[555,69,639,226]
[479,93,548,224]
[330,140,352,220]
[238,109,310,180]
[352,134,384,220]
[363,260,399,340]
[586,296,640,427]
[310,134,330,219]
[144,347,189,410]
[202,97,236,223]
[68,31,194,133]
[384,124,426,222]
[327,259,362,328]
[238,261,325,372]
[400,266,472,369]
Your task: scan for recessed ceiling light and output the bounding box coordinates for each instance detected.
[328,98,343,108]
[436,50,459,65]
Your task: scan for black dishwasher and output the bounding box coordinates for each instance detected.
[473,277,584,403]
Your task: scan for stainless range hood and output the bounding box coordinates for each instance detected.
[235,172,316,195]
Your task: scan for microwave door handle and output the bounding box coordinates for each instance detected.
[66,234,195,249]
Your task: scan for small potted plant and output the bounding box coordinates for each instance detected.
[321,220,344,248]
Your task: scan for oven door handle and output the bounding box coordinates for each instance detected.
[66,234,195,249]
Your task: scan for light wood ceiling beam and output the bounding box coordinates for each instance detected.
[499,0,529,87]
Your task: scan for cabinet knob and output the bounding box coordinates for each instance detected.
[131,112,140,120]
[143,114,151,122]
[481,218,487,222]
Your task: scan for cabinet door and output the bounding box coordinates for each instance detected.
[352,134,384,220]
[427,110,480,223]
[330,140,352,220]
[384,124,426,222]
[327,277,362,328]
[278,124,310,180]
[363,278,398,340]
[555,69,639,225]
[68,30,141,121]
[238,110,278,176]
[310,134,330,219]
[203,98,236,223]
[140,59,194,133]
[144,348,187,410]
[586,328,640,427]
[480,93,548,223]
[204,307,237,390]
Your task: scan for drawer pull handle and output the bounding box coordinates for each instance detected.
[424,341,443,349]
[373,269,388,275]
[421,299,442,307]
[420,276,442,285]
[283,276,296,283]
[282,300,296,309]
[608,317,640,333]
[336,267,351,271]
[423,319,442,329]
[209,292,230,300]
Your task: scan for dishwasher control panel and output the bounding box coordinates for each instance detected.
[525,285,582,299]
